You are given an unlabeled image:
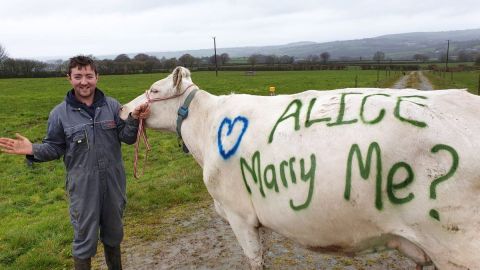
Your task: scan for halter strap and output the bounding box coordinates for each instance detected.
[176,89,198,153]
[145,83,196,103]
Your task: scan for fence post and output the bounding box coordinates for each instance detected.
[355,75,358,88]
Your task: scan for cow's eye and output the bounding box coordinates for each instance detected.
[151,89,159,93]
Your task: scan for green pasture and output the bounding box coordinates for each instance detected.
[424,70,480,94]
[0,70,398,270]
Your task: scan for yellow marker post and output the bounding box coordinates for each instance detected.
[269,86,276,96]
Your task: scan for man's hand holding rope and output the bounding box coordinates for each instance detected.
[131,103,151,119]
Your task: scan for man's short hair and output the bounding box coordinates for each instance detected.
[68,55,97,75]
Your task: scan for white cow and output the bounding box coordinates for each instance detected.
[120,67,480,269]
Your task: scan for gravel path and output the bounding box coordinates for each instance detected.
[393,71,434,90]
[416,71,434,90]
[392,72,411,89]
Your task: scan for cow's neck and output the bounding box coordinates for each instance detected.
[177,89,218,168]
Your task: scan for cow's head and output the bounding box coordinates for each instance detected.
[119,66,194,131]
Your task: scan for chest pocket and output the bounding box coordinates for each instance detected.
[100,120,117,130]
[99,119,118,141]
[65,125,89,154]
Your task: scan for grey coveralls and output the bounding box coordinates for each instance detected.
[28,89,138,259]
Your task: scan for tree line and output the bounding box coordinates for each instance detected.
[1,43,479,78]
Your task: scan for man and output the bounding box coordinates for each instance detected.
[0,55,149,270]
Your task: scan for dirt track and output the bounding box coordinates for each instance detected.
[393,71,434,90]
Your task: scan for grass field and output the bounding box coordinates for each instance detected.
[424,70,480,94]
[0,69,400,269]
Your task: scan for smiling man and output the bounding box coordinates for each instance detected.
[0,55,150,270]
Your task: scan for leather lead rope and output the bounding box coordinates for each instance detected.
[133,116,151,179]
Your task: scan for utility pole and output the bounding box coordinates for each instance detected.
[445,39,450,73]
[213,37,218,77]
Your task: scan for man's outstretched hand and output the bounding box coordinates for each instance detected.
[0,133,33,155]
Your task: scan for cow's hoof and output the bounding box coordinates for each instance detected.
[249,264,263,270]
[248,258,264,270]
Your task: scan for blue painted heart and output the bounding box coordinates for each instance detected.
[217,116,249,160]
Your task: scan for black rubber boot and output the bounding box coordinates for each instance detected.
[74,257,91,270]
[104,244,122,270]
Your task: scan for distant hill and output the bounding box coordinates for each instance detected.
[98,28,480,60]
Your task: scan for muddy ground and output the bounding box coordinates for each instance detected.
[94,200,431,270]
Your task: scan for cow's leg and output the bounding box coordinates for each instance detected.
[213,199,228,221]
[387,236,432,268]
[225,211,263,269]
[416,265,438,270]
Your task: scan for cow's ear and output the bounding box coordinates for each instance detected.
[172,67,191,91]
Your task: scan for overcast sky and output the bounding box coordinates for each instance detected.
[1,0,479,60]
